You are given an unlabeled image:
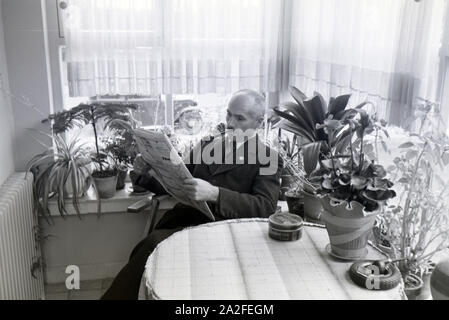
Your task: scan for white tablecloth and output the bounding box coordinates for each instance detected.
[142,218,405,300]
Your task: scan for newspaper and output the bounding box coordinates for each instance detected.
[132,128,215,221]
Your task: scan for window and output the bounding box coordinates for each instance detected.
[440,4,449,135]
[58,0,449,131]
[60,43,236,150]
[59,0,282,97]
[59,0,164,44]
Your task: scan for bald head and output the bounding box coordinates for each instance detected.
[226,89,266,131]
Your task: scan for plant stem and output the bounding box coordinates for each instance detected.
[328,134,336,177]
[349,127,354,171]
[416,167,432,249]
[359,130,364,174]
[419,109,429,136]
[374,127,379,164]
[420,230,449,259]
[90,105,102,172]
[401,143,427,261]
[419,243,449,264]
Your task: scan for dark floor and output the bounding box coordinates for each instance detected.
[44,278,114,300]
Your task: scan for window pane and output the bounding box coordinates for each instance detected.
[171,93,230,151]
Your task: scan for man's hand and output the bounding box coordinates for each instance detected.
[133,155,152,175]
[183,178,219,202]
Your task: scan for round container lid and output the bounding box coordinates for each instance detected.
[269,212,303,231]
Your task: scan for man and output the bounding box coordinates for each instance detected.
[101,89,282,299]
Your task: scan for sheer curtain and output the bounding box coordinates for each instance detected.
[288,0,447,125]
[62,0,283,97]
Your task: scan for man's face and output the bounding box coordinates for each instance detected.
[226,97,262,132]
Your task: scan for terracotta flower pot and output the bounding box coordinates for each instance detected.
[319,195,379,259]
[285,191,304,218]
[93,173,118,199]
[279,175,297,201]
[302,191,323,222]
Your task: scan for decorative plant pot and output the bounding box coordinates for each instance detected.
[116,167,128,190]
[64,167,91,198]
[302,191,323,222]
[285,191,304,218]
[279,175,296,201]
[92,172,118,199]
[404,273,424,300]
[430,259,449,300]
[319,196,379,260]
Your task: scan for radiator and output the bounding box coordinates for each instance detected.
[0,172,45,300]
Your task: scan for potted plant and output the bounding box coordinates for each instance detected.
[26,132,99,220]
[309,108,396,260]
[90,150,119,199]
[278,146,307,217]
[103,134,137,190]
[104,119,138,190]
[44,102,138,199]
[267,110,309,216]
[278,134,300,200]
[273,86,363,221]
[375,103,449,299]
[105,110,139,191]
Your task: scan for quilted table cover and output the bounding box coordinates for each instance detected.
[142,218,405,300]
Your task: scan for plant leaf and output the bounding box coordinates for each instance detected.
[303,95,326,126]
[351,176,368,190]
[399,142,414,149]
[274,119,314,144]
[302,142,321,176]
[273,107,316,140]
[328,94,351,116]
[442,152,449,166]
[289,86,307,104]
[406,150,418,161]
[313,91,328,117]
[278,102,315,133]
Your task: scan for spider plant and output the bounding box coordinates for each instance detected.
[26,131,101,220]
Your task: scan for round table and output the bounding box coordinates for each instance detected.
[141,218,406,300]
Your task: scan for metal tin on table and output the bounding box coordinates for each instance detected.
[268,212,303,241]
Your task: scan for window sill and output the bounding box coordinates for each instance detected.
[47,182,289,217]
[47,183,177,216]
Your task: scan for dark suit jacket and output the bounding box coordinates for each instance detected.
[133,134,282,230]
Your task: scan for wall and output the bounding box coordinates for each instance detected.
[40,212,150,284]
[40,190,175,284]
[0,0,15,184]
[2,0,59,171]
